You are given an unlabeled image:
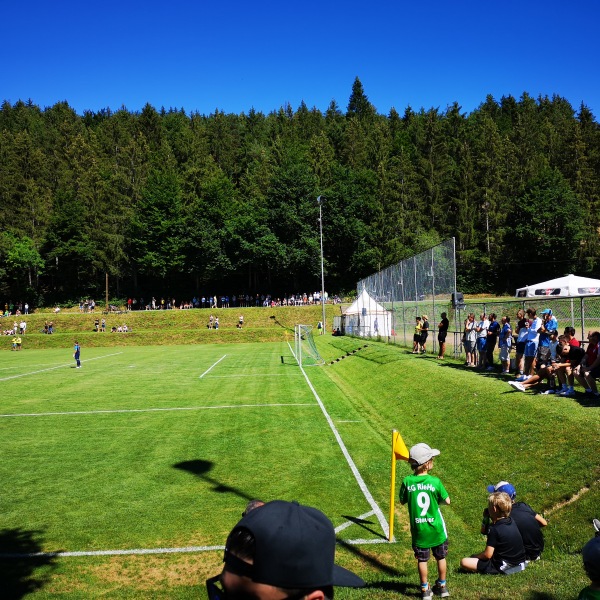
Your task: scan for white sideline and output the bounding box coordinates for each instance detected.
[298,364,391,540]
[0,403,317,419]
[2,511,386,558]
[199,354,227,378]
[0,352,123,381]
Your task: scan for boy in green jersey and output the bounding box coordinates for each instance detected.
[400,443,451,599]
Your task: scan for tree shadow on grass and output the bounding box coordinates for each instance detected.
[0,528,57,599]
[173,459,255,502]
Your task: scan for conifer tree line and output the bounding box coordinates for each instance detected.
[1,77,599,306]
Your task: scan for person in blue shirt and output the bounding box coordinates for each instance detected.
[73,341,81,368]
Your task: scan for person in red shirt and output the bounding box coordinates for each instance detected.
[574,331,600,398]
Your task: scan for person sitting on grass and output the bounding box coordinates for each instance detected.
[573,331,600,399]
[553,338,585,397]
[482,482,547,561]
[579,536,600,600]
[460,491,527,575]
[509,331,561,393]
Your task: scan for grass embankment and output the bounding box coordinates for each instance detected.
[3,305,343,349]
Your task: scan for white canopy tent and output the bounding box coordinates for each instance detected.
[342,289,392,337]
[515,274,600,298]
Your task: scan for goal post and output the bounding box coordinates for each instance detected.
[294,324,325,367]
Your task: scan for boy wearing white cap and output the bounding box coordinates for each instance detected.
[399,443,451,599]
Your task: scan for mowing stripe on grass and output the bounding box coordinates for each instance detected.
[199,354,227,378]
[298,364,390,540]
[0,403,317,419]
[0,352,123,381]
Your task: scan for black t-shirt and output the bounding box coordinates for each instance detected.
[510,502,544,559]
[568,346,585,365]
[487,517,526,568]
[439,318,449,333]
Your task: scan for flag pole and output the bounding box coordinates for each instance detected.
[389,429,398,541]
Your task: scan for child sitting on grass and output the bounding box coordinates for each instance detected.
[399,443,451,599]
[482,481,547,561]
[461,491,527,575]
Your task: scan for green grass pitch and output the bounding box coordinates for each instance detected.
[0,336,599,598]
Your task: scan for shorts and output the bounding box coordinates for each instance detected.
[477,558,527,575]
[499,346,511,361]
[438,332,447,343]
[413,334,421,343]
[477,337,487,352]
[420,332,428,344]
[464,339,475,353]
[413,540,449,562]
[537,346,551,364]
[524,340,538,358]
[515,341,526,355]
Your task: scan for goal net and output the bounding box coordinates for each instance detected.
[294,324,325,367]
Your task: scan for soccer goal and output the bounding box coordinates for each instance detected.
[294,324,325,367]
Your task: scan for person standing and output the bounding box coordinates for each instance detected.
[400,443,451,599]
[464,313,477,367]
[437,312,449,359]
[476,313,490,369]
[486,314,500,371]
[73,341,81,368]
[419,315,430,354]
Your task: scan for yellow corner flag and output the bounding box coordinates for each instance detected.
[389,429,410,541]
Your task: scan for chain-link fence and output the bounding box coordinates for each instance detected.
[342,239,456,353]
[341,238,600,355]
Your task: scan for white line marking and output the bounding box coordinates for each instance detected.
[0,536,391,558]
[0,403,317,418]
[206,373,288,378]
[337,420,362,423]
[0,352,123,381]
[199,355,227,378]
[298,365,391,539]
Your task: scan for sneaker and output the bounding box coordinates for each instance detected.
[516,375,527,382]
[585,388,593,394]
[509,381,526,392]
[486,366,495,371]
[432,581,450,597]
[560,389,575,397]
[542,389,556,395]
[421,586,433,600]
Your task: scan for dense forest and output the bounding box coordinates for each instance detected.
[1,77,599,307]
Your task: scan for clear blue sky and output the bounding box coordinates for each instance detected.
[3,0,599,118]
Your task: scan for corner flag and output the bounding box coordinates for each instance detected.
[389,429,410,541]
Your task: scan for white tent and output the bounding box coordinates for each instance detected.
[515,274,600,298]
[342,289,392,337]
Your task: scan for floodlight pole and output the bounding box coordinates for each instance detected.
[317,196,326,334]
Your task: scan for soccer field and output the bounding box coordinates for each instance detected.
[0,342,389,598]
[2,337,599,599]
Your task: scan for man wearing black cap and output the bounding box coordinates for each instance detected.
[206,500,365,600]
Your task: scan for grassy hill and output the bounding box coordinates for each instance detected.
[2,305,343,350]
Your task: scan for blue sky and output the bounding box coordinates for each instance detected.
[3,0,599,118]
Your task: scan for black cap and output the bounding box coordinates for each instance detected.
[224,500,365,589]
